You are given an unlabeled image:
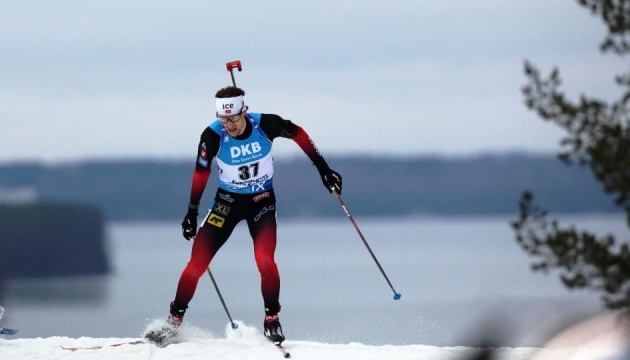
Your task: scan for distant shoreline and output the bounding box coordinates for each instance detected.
[0,154,621,221]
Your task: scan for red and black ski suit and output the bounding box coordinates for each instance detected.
[172,113,337,317]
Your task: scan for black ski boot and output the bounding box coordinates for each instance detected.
[144,302,187,347]
[264,314,285,345]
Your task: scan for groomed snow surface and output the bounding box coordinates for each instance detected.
[2,316,629,360]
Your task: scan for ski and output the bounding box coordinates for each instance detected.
[61,337,289,356]
[61,340,144,351]
[0,327,18,335]
[275,344,291,358]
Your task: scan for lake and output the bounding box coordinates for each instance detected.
[2,214,627,347]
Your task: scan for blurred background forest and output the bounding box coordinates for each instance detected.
[0,153,619,222]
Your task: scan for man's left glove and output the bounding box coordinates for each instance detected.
[181,203,199,240]
[320,168,342,195]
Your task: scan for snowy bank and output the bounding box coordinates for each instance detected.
[1,320,628,360]
[0,335,539,360]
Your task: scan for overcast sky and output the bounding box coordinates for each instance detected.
[0,1,626,163]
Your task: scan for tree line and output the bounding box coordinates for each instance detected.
[0,154,619,222]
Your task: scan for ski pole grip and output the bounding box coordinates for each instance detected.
[226,60,242,72]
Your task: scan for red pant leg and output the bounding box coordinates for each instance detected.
[248,207,280,315]
[173,222,230,308]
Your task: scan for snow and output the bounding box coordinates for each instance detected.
[1,319,628,360]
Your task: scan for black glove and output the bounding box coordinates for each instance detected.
[181,203,199,240]
[320,168,342,195]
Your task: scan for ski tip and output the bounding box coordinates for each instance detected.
[277,345,290,358]
[393,293,402,300]
[0,328,19,335]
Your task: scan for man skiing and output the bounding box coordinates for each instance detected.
[145,86,342,346]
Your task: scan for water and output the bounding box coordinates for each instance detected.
[2,214,627,346]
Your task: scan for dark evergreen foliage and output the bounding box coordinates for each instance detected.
[512,0,630,315]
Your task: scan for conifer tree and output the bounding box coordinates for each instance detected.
[512,0,630,314]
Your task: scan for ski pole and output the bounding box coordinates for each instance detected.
[203,60,243,331]
[333,191,402,301]
[206,267,239,329]
[226,60,242,86]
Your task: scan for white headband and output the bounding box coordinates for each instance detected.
[216,96,244,116]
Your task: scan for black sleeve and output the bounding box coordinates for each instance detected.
[259,113,298,140]
[196,127,221,168]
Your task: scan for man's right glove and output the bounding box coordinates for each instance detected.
[181,203,199,240]
[320,168,342,195]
